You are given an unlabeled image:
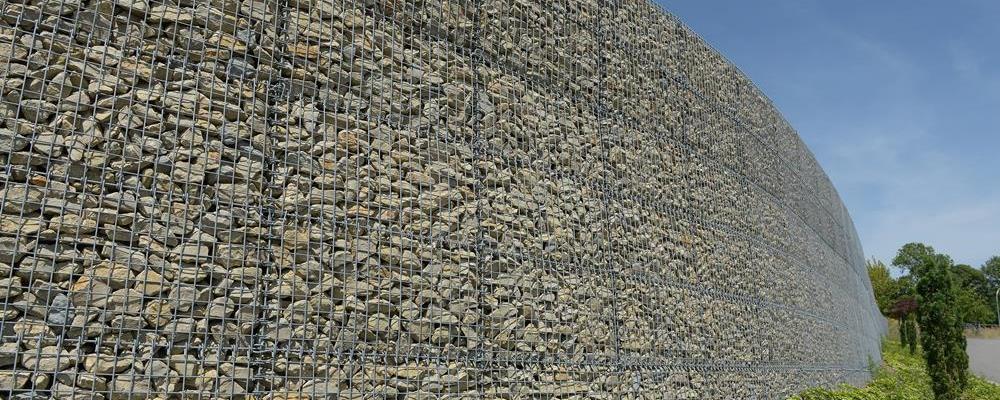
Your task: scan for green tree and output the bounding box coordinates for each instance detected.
[956,289,993,324]
[983,257,1000,325]
[983,256,1000,287]
[890,297,919,354]
[893,242,937,277]
[917,254,969,400]
[895,274,917,298]
[899,316,908,344]
[868,259,898,314]
[953,264,990,298]
[902,314,918,354]
[953,264,996,324]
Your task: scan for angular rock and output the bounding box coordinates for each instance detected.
[0,184,45,214]
[21,346,75,371]
[83,354,132,375]
[0,371,30,391]
[19,99,57,122]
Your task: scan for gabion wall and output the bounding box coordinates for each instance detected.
[0,0,884,398]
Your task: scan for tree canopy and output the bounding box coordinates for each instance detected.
[983,256,1000,287]
[872,244,998,325]
[892,242,938,277]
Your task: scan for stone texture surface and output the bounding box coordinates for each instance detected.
[0,0,883,398]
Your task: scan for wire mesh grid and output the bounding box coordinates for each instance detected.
[0,0,884,398]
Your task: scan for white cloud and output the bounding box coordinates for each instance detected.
[822,126,1000,268]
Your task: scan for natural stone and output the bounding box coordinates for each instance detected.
[88,261,134,289]
[83,354,132,375]
[0,371,30,391]
[143,299,173,327]
[0,128,28,152]
[0,1,882,396]
[48,214,99,235]
[21,346,75,371]
[134,269,168,296]
[46,292,74,327]
[0,343,19,367]
[19,99,57,122]
[0,184,45,214]
[0,277,22,299]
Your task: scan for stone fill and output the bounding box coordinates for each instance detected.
[0,0,884,398]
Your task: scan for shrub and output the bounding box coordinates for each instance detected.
[917,254,969,400]
[902,315,918,354]
[790,340,1000,400]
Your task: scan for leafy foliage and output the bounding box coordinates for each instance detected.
[868,259,898,314]
[871,244,998,327]
[954,264,990,299]
[983,256,1000,322]
[917,254,969,400]
[889,297,918,319]
[983,256,1000,287]
[956,289,993,325]
[790,341,1000,400]
[824,243,1000,400]
[893,242,938,277]
[901,314,918,354]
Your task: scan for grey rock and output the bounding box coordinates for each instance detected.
[70,276,113,308]
[162,318,196,342]
[107,289,144,314]
[86,261,134,289]
[0,277,22,299]
[19,99,57,122]
[83,354,132,375]
[46,293,74,327]
[0,237,34,265]
[226,58,256,80]
[0,128,29,152]
[0,343,18,367]
[0,184,45,214]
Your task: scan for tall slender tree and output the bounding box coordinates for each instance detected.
[902,314,918,354]
[983,256,1000,323]
[917,254,968,400]
[890,297,919,353]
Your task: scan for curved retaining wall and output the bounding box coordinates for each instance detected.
[0,0,884,398]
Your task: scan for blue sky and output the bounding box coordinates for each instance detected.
[660,1,1000,269]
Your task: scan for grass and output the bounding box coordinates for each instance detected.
[789,340,1000,400]
[965,325,1000,339]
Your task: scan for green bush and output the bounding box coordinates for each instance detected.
[917,254,970,400]
[790,341,1000,400]
[899,317,909,345]
[902,315,918,354]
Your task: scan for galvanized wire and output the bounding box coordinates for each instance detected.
[0,0,884,398]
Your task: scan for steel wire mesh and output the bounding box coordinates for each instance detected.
[0,0,884,398]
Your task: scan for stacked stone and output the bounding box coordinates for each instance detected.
[0,0,883,399]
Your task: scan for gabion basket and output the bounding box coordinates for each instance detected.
[0,0,885,398]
